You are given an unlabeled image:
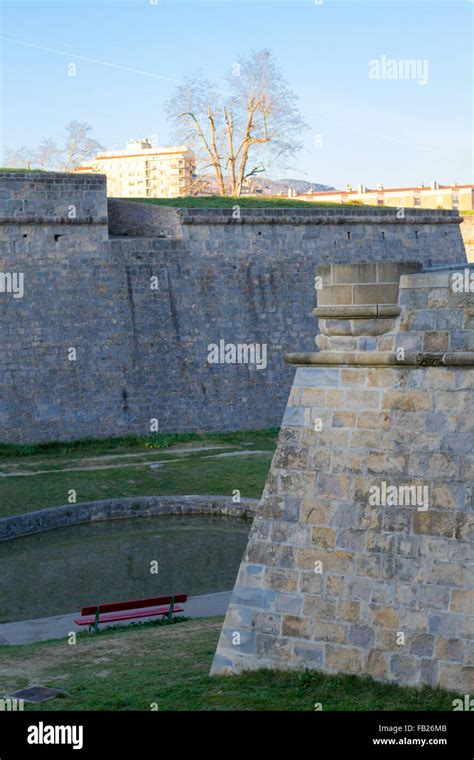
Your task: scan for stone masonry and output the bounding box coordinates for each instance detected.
[211,262,474,691]
[0,172,468,443]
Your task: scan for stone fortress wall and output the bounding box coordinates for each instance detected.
[0,172,468,444]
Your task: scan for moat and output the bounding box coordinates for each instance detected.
[0,514,251,623]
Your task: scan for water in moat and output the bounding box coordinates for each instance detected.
[0,515,251,623]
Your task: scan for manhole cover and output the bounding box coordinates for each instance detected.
[8,686,62,703]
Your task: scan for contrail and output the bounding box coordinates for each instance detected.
[1,35,179,82]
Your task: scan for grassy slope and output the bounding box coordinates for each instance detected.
[0,431,278,517]
[0,618,455,712]
[131,195,370,209]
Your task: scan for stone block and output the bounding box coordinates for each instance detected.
[312,527,336,549]
[371,605,399,629]
[302,596,337,620]
[314,621,347,644]
[409,634,434,657]
[348,624,375,648]
[439,664,474,693]
[450,590,474,614]
[264,567,299,593]
[281,615,312,639]
[326,645,364,674]
[435,637,464,662]
[367,649,390,679]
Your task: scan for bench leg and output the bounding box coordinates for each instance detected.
[93,607,100,633]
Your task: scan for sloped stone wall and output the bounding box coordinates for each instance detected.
[211,264,474,691]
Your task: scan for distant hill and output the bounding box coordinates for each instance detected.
[196,175,334,196]
[251,178,335,195]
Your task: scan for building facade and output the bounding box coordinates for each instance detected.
[76,140,196,198]
[298,183,474,211]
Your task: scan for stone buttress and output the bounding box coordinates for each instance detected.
[211,262,474,691]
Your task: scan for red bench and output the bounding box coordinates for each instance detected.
[74,593,187,632]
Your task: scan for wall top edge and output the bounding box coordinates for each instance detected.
[180,214,461,226]
[0,217,109,226]
[177,207,461,218]
[0,172,106,180]
[285,351,474,367]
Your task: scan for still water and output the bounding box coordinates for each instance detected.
[0,515,251,623]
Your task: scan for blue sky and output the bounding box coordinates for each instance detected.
[1,0,472,187]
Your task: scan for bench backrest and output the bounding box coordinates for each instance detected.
[81,593,187,616]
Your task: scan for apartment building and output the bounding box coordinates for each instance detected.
[298,182,474,210]
[75,140,196,198]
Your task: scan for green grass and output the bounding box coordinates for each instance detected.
[0,167,46,172]
[0,453,273,516]
[131,195,373,209]
[0,618,456,711]
[0,430,278,517]
[0,428,279,460]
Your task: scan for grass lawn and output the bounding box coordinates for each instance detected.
[0,430,278,517]
[131,195,372,209]
[0,618,456,711]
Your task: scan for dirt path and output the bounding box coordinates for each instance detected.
[0,445,241,478]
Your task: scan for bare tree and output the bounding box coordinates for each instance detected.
[36,138,60,170]
[166,50,307,196]
[3,122,103,172]
[61,121,103,172]
[3,146,36,169]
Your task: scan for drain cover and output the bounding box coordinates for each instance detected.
[8,686,61,703]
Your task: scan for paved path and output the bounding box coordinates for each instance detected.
[0,591,232,645]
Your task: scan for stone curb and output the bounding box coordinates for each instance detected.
[0,495,259,541]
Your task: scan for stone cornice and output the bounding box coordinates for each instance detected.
[0,217,108,226]
[179,209,462,226]
[285,351,474,367]
[313,305,401,319]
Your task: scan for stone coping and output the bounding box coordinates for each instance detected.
[179,209,461,225]
[0,172,105,181]
[285,351,474,367]
[0,217,108,226]
[0,495,259,541]
[313,305,401,319]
